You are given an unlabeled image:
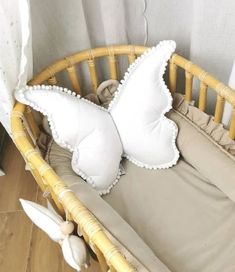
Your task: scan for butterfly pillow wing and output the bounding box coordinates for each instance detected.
[15,86,123,193]
[15,86,82,151]
[109,40,179,168]
[71,99,123,194]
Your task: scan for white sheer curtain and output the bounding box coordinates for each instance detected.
[1,0,235,133]
[30,0,147,75]
[31,0,235,110]
[30,0,235,81]
[0,0,32,134]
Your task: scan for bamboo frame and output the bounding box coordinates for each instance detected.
[66,58,81,94]
[87,58,98,92]
[214,95,225,123]
[230,108,235,139]
[198,82,208,112]
[11,45,235,272]
[108,46,118,80]
[185,71,193,102]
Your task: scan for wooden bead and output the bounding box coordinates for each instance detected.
[60,221,74,235]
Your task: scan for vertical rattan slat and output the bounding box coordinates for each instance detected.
[172,54,235,106]
[66,65,81,94]
[198,82,208,112]
[108,56,118,80]
[185,71,193,102]
[229,108,235,140]
[87,51,98,92]
[169,58,177,93]
[128,45,136,65]
[214,95,225,123]
[108,47,118,80]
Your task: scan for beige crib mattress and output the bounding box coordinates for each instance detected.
[45,108,235,272]
[104,157,235,272]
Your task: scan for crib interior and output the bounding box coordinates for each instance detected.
[11,45,235,272]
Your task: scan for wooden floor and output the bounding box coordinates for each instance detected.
[0,138,101,272]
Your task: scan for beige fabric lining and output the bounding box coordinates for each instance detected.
[104,156,235,272]
[40,83,235,272]
[173,93,235,157]
[46,139,170,272]
[46,139,235,272]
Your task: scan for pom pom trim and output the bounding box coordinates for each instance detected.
[108,40,180,169]
[15,84,108,153]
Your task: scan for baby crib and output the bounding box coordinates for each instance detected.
[11,45,235,271]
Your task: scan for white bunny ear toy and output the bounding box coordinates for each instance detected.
[15,40,180,194]
[20,199,89,271]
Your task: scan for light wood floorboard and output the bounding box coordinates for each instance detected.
[0,211,33,271]
[0,138,38,212]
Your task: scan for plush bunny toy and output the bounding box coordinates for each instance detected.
[20,199,89,271]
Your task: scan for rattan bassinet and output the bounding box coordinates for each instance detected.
[11,45,235,271]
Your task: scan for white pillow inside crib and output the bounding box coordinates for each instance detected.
[15,86,123,194]
[109,40,179,168]
[15,40,179,194]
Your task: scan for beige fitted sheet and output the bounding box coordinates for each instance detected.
[46,140,171,272]
[44,89,235,271]
[47,136,235,272]
[104,157,235,272]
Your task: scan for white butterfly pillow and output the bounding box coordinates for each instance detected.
[15,40,179,194]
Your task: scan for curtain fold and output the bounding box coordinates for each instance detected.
[0,0,32,134]
[31,0,147,75]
